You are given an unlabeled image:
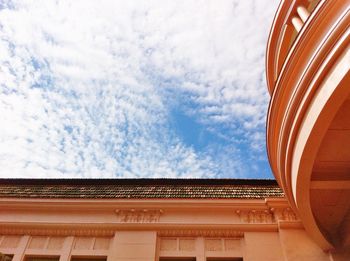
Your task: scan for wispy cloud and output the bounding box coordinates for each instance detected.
[0,0,278,178]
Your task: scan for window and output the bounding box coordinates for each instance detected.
[25,257,59,261]
[159,257,196,261]
[71,257,107,261]
[0,254,13,261]
[207,257,243,261]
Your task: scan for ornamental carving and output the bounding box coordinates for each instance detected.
[236,209,274,223]
[115,209,163,223]
[270,207,298,221]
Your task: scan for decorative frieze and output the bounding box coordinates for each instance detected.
[270,207,298,221]
[235,206,298,224]
[115,209,163,223]
[236,209,274,223]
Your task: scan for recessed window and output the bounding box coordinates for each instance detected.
[25,257,59,261]
[0,254,13,261]
[71,257,107,261]
[159,257,196,261]
[207,257,243,261]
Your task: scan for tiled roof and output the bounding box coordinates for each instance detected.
[0,179,284,199]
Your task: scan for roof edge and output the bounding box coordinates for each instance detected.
[0,178,279,186]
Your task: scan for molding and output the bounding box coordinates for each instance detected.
[0,222,280,237]
[0,198,272,211]
[115,209,163,223]
[310,180,350,190]
[0,200,299,237]
[265,197,290,207]
[235,203,299,224]
[270,207,298,222]
[278,220,304,229]
[236,209,274,224]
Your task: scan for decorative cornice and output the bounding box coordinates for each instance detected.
[115,209,163,223]
[0,204,299,237]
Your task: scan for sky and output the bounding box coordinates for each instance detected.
[0,0,279,179]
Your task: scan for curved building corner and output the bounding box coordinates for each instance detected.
[266,0,350,255]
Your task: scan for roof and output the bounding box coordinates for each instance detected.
[0,179,284,199]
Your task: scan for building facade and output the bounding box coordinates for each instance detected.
[1,0,349,260]
[0,179,336,261]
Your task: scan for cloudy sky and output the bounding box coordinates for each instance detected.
[0,0,279,179]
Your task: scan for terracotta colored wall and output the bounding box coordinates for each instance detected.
[278,229,329,261]
[108,231,157,261]
[244,232,284,261]
[0,197,338,261]
[1,231,340,261]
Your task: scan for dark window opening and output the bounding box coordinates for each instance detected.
[25,257,59,261]
[71,258,107,261]
[0,254,13,261]
[159,257,196,261]
[207,257,243,261]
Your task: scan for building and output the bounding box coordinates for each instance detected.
[265,0,350,256]
[1,0,349,260]
[0,178,336,261]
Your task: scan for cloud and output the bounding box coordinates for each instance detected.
[0,0,278,178]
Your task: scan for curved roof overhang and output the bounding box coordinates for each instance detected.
[266,0,350,250]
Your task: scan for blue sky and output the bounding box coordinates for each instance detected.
[0,0,279,178]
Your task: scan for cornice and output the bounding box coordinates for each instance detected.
[0,203,300,237]
[0,226,245,238]
[0,198,301,237]
[0,198,273,211]
[0,222,280,237]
